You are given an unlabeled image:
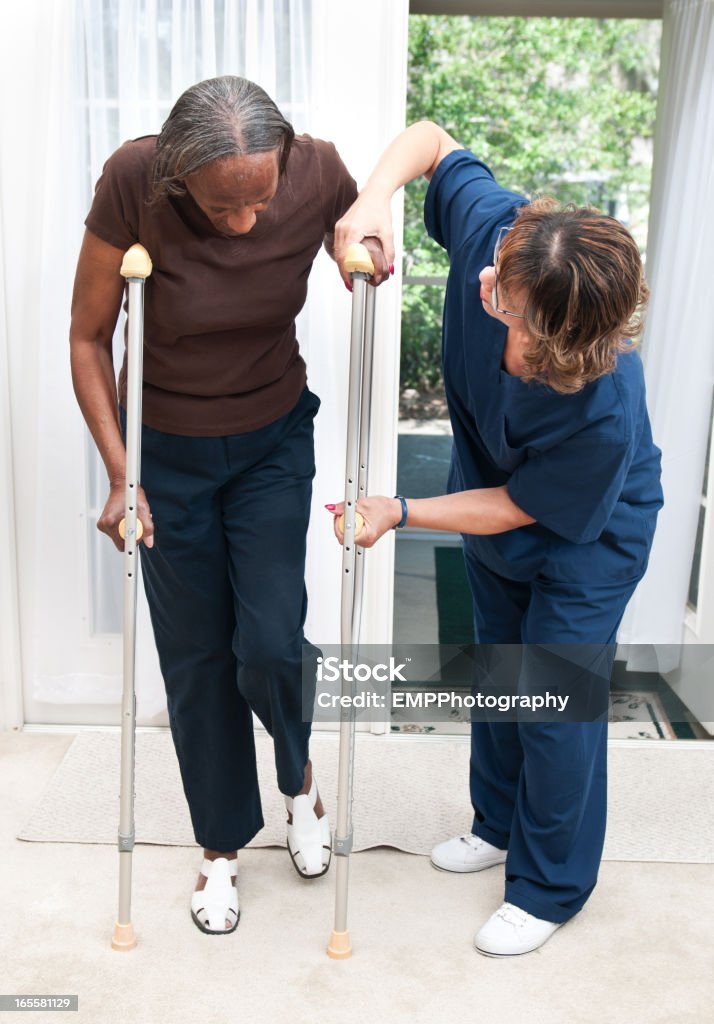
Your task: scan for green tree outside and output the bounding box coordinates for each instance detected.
[401,15,661,399]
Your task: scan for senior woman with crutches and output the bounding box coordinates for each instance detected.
[330,121,663,957]
[70,75,387,937]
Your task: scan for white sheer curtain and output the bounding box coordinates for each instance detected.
[1,1,91,725]
[0,197,22,732]
[11,0,407,723]
[618,0,714,666]
[302,1,408,660]
[28,0,314,719]
[78,0,312,645]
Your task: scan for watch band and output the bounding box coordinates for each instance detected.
[394,495,408,530]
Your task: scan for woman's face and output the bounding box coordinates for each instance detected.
[478,264,528,328]
[479,264,534,374]
[183,150,280,236]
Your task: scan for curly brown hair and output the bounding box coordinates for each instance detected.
[497,197,650,393]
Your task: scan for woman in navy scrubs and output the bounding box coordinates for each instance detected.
[331,122,663,956]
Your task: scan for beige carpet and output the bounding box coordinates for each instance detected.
[17,730,714,862]
[3,731,714,1024]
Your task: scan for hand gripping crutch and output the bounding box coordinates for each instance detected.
[111,243,153,952]
[327,243,376,960]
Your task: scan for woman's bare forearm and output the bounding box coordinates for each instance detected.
[69,229,128,484]
[334,122,462,275]
[330,486,535,548]
[360,122,461,200]
[400,487,535,535]
[70,338,126,483]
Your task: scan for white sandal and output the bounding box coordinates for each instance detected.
[190,857,239,934]
[285,777,331,879]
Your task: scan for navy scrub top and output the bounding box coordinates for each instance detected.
[424,149,663,586]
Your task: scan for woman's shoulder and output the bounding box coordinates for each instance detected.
[288,134,347,174]
[425,148,528,257]
[101,135,157,179]
[567,345,647,445]
[430,147,494,188]
[429,148,526,209]
[611,343,649,423]
[282,135,357,224]
[614,343,646,381]
[86,136,157,248]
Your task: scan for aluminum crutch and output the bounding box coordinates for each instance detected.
[111,243,153,952]
[327,242,376,960]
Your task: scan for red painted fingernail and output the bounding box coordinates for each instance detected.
[389,264,395,275]
[345,282,352,292]
[325,504,336,511]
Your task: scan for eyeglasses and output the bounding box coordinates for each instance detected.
[491,226,525,319]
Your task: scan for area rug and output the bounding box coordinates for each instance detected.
[17,730,714,863]
[608,690,678,740]
[391,690,677,740]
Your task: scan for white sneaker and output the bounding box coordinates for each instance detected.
[475,902,562,956]
[430,833,507,873]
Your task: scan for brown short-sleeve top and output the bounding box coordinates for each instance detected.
[85,134,358,435]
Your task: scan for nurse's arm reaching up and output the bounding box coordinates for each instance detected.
[333,121,462,287]
[328,488,536,549]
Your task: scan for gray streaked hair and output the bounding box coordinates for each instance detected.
[150,75,294,201]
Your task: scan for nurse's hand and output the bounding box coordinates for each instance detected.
[326,498,403,548]
[334,191,395,289]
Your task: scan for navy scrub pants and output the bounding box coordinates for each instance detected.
[127,387,321,853]
[464,549,641,924]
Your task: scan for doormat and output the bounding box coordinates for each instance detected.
[392,690,677,739]
[17,730,714,862]
[608,690,678,740]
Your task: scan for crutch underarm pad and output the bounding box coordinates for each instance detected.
[120,244,153,279]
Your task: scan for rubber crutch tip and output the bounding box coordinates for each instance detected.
[327,929,352,959]
[111,921,137,951]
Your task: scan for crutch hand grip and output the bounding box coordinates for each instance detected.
[338,510,365,539]
[120,244,153,279]
[343,243,374,276]
[118,518,144,541]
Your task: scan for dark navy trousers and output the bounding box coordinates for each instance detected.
[464,550,641,924]
[127,387,321,853]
